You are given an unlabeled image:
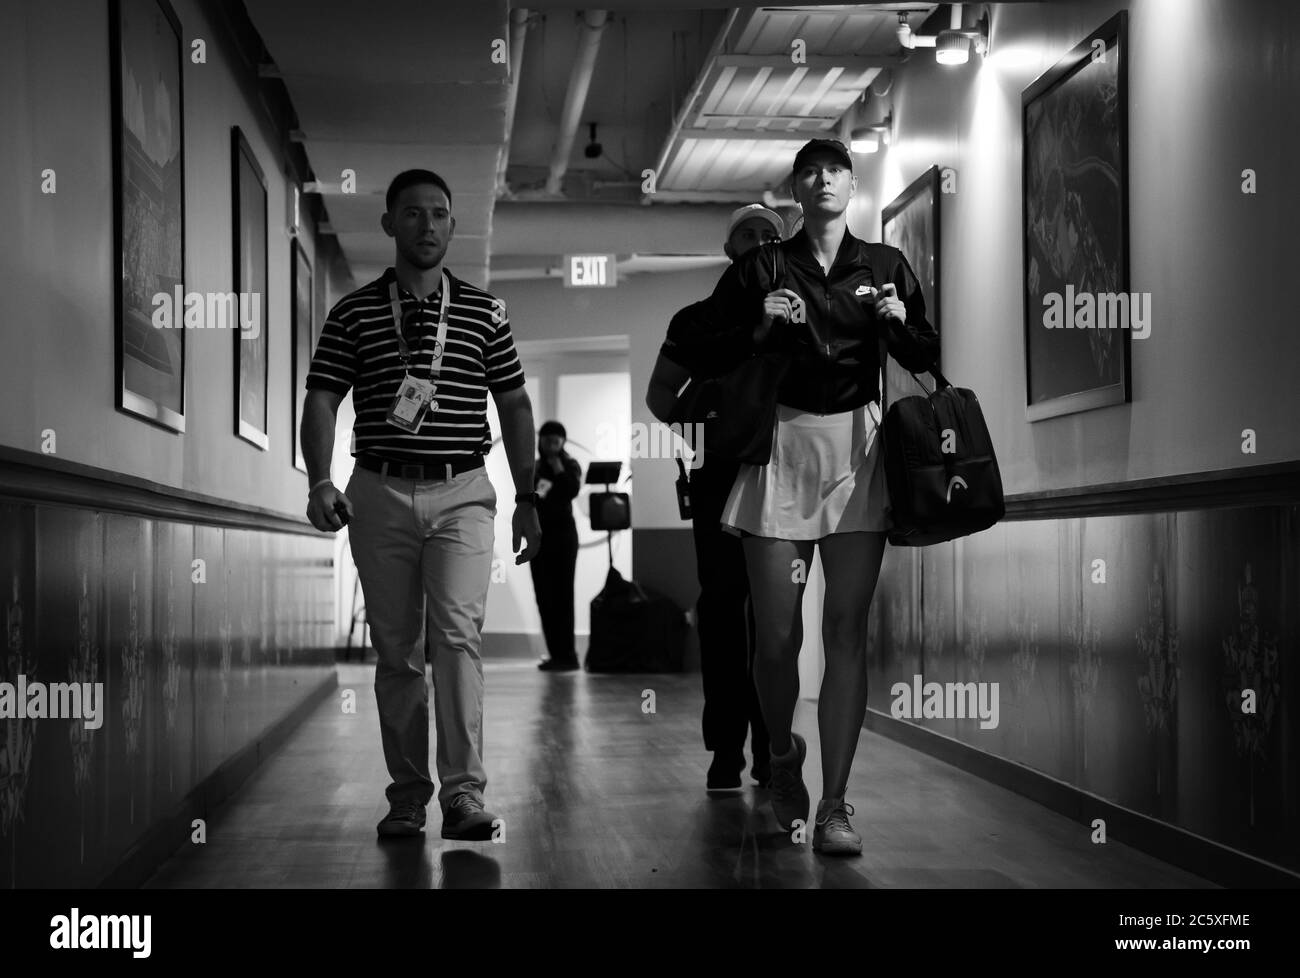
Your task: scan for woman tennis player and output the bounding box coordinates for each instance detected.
[707,138,939,855]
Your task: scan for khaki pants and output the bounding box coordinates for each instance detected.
[345,464,496,813]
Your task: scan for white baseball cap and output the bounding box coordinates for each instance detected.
[725,203,785,242]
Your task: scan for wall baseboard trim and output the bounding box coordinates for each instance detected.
[0,444,318,536]
[1003,459,1300,519]
[862,709,1299,888]
[99,669,338,888]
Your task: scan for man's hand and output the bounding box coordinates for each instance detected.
[546,455,564,474]
[513,505,542,563]
[307,483,352,532]
[873,282,905,326]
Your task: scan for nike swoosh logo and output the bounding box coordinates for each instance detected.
[855,285,875,296]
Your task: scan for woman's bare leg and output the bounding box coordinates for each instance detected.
[816,530,888,799]
[741,534,815,758]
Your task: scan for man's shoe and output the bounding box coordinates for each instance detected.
[376,799,426,838]
[538,659,580,672]
[441,793,498,841]
[751,756,772,788]
[769,733,810,832]
[813,798,863,856]
[706,751,744,793]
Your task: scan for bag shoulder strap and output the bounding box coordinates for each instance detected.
[875,253,950,422]
[742,241,787,364]
[763,240,786,292]
[879,326,952,416]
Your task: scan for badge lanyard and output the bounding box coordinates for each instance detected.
[388,270,451,381]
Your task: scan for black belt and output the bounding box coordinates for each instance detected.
[356,453,484,480]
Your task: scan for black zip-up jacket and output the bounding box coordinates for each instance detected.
[533,452,582,530]
[692,228,939,415]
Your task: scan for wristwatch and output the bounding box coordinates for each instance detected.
[515,491,540,506]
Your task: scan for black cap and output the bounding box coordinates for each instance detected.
[539,421,566,439]
[791,138,853,177]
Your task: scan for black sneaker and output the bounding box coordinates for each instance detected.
[441,793,498,841]
[706,751,745,793]
[538,659,580,672]
[769,733,810,831]
[376,799,426,838]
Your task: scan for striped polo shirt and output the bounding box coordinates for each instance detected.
[305,266,525,461]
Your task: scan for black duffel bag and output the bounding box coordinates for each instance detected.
[585,567,688,673]
[876,334,1005,546]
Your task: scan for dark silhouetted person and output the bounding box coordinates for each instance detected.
[531,420,583,671]
[645,204,782,793]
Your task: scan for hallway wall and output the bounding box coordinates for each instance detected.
[0,0,352,515]
[866,500,1298,876]
[0,0,342,886]
[846,0,1300,492]
[0,492,336,888]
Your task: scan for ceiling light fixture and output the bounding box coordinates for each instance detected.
[850,111,894,154]
[850,130,879,153]
[936,30,970,65]
[899,5,989,65]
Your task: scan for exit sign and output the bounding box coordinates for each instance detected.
[564,253,618,288]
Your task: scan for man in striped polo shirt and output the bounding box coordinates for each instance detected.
[302,169,542,840]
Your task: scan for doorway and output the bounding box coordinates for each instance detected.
[482,336,632,659]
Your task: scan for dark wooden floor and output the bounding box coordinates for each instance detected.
[144,662,1213,889]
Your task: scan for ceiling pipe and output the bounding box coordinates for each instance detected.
[642,7,742,205]
[496,8,532,198]
[544,9,609,196]
[492,200,736,254]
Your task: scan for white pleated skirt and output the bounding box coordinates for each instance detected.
[720,400,890,541]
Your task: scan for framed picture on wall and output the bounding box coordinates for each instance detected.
[111,0,186,432]
[232,126,269,450]
[1022,11,1130,422]
[882,165,942,397]
[291,238,312,473]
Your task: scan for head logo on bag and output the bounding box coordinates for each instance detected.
[946,475,968,503]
